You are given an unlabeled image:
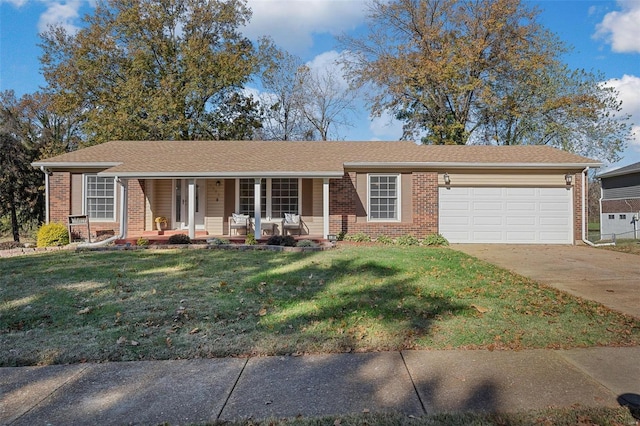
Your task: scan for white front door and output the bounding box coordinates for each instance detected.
[174,179,205,230]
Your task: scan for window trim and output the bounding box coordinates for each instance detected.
[235,178,301,219]
[367,173,401,222]
[83,174,116,222]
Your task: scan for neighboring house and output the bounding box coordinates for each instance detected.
[32,140,600,244]
[598,161,640,240]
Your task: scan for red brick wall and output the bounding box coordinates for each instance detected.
[49,171,71,225]
[573,172,583,243]
[329,171,439,238]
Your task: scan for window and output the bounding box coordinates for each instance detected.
[271,178,298,218]
[620,214,626,220]
[608,214,615,220]
[85,175,115,220]
[238,178,298,218]
[369,174,399,220]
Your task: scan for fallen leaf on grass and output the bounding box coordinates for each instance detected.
[77,307,91,315]
[258,308,267,316]
[166,337,172,347]
[116,336,127,345]
[471,304,490,314]
[189,327,200,334]
[130,340,139,346]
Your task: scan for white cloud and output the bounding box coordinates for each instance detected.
[594,1,640,53]
[1,0,29,7]
[604,74,640,152]
[368,110,403,141]
[244,0,366,54]
[37,0,84,34]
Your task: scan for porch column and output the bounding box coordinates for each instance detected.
[119,178,128,238]
[254,178,261,237]
[188,179,196,239]
[323,178,330,239]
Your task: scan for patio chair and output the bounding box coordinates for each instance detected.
[229,213,250,235]
[282,213,303,236]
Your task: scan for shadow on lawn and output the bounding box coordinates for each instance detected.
[247,253,468,353]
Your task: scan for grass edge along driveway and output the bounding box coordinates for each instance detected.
[1,246,638,366]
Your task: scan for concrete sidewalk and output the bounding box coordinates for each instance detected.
[2,347,638,425]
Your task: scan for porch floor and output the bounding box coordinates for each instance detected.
[116,230,325,245]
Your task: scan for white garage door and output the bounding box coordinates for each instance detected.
[439,187,573,244]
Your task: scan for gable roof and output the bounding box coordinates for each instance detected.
[597,161,640,179]
[32,140,601,178]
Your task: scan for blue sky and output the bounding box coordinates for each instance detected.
[1,0,639,170]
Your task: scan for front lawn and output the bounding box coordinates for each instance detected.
[1,246,638,366]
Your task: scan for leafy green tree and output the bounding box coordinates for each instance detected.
[341,0,630,162]
[0,92,44,241]
[40,0,261,144]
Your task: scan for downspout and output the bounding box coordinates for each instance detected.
[39,167,50,224]
[581,167,615,247]
[78,177,127,248]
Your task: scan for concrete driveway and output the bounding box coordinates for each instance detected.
[453,244,640,319]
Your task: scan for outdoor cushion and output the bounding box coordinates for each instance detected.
[284,213,300,224]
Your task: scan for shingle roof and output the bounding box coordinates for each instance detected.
[597,161,640,178]
[32,140,601,177]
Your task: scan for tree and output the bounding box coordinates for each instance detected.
[341,0,630,162]
[40,0,261,144]
[258,40,314,140]
[296,64,356,141]
[0,92,45,241]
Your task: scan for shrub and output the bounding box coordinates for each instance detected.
[282,235,296,247]
[336,231,346,241]
[423,233,449,246]
[376,235,394,245]
[36,223,70,247]
[0,241,24,250]
[296,239,317,248]
[245,233,257,245]
[208,237,229,246]
[396,234,420,246]
[136,237,149,246]
[344,232,371,242]
[266,235,283,246]
[167,234,191,244]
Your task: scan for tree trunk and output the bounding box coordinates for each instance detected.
[10,193,20,242]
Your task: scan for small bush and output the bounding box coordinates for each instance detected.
[396,234,420,246]
[208,237,229,245]
[0,241,24,250]
[167,234,191,244]
[36,223,70,247]
[336,231,346,241]
[296,239,317,248]
[266,235,283,246]
[344,232,371,242]
[136,237,149,246]
[423,233,449,246]
[282,235,296,247]
[376,235,394,245]
[245,233,257,245]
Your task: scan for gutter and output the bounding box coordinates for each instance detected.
[581,166,615,247]
[39,167,50,223]
[77,177,127,248]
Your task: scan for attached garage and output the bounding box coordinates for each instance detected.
[439,186,573,244]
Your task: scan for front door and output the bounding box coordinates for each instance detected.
[174,179,205,230]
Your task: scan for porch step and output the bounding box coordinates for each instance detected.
[141,230,209,237]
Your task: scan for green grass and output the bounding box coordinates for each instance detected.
[204,407,637,426]
[1,246,638,366]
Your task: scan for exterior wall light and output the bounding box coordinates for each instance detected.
[565,174,573,186]
[443,173,451,185]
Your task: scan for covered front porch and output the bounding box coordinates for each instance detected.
[134,176,333,240]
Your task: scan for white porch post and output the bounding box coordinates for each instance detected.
[119,178,128,238]
[188,179,196,239]
[254,178,261,237]
[323,178,330,239]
